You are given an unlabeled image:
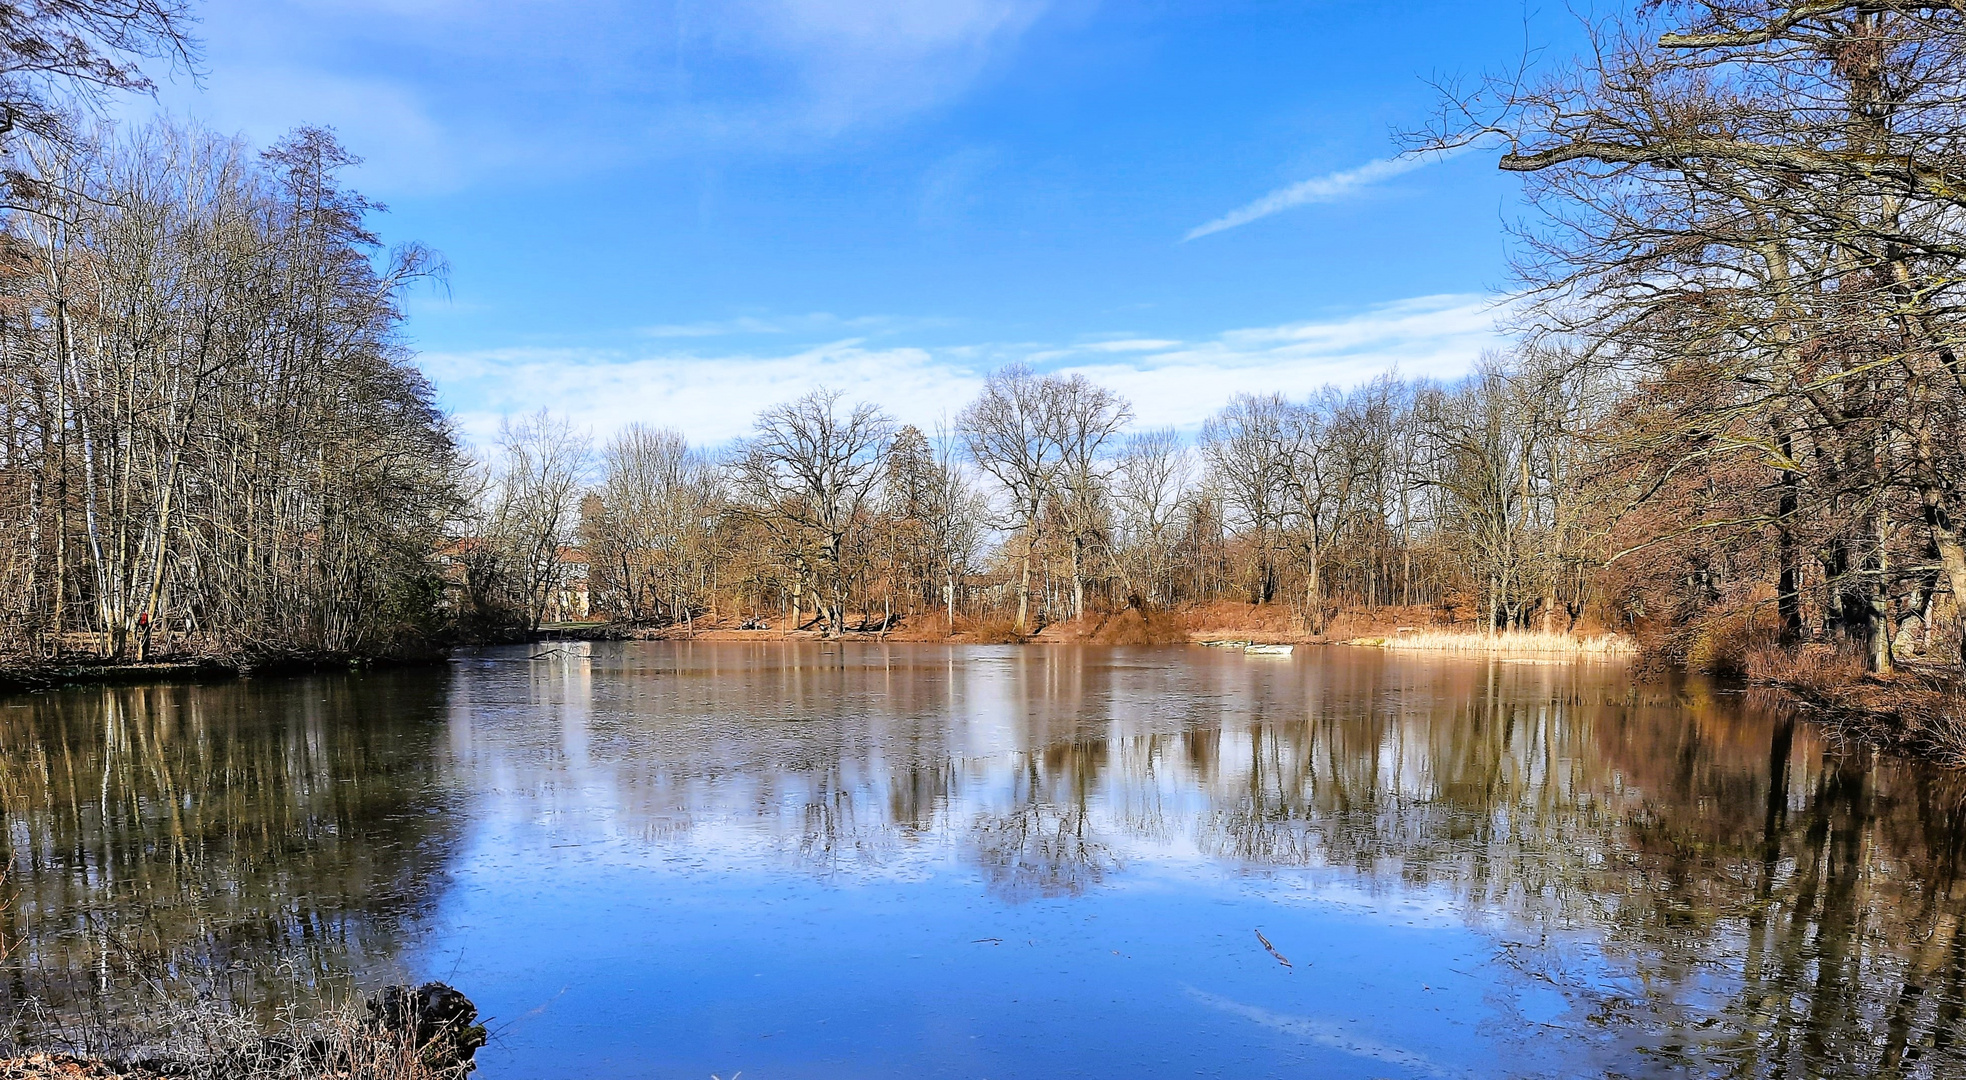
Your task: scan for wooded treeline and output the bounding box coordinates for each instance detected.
[480,0,1966,682]
[0,3,468,662]
[1413,0,1966,675]
[9,0,1966,687]
[0,122,462,661]
[478,356,1618,643]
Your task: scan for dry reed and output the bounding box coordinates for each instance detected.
[1359,629,1638,658]
[3,977,485,1080]
[1746,644,1966,768]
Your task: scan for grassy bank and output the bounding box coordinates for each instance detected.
[1,983,485,1080]
[1745,646,1966,768]
[542,603,1637,651]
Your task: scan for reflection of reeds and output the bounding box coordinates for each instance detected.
[1359,630,1638,658]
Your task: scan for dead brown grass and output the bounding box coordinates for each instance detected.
[1363,629,1638,658]
[3,982,485,1080]
[1034,606,1193,645]
[1179,600,1313,643]
[1746,644,1966,768]
[953,615,1026,644]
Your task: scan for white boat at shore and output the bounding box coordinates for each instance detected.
[1243,644,1294,656]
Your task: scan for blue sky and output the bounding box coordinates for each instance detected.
[153,0,1570,445]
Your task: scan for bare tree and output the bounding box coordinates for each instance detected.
[959,364,1060,633]
[1113,427,1192,606]
[1201,393,1291,604]
[731,388,893,635]
[587,424,717,627]
[928,422,988,631]
[492,410,591,632]
[1053,377,1131,620]
[1416,1,1966,671]
[0,1,196,156]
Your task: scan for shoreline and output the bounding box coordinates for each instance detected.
[1750,675,1966,769]
[0,650,453,695]
[0,622,1641,694]
[9,623,1958,771]
[0,983,485,1080]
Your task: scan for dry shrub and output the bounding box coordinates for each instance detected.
[1180,601,1305,640]
[1747,643,1966,768]
[1743,642,1863,691]
[1675,605,1783,676]
[3,981,485,1080]
[953,616,1025,644]
[1085,606,1191,645]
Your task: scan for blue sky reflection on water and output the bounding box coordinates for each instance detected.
[434,812,1569,1079]
[414,644,1649,1079]
[7,641,1960,1077]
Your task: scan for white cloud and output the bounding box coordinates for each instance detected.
[731,0,1052,134]
[637,316,790,339]
[1185,989,1459,1079]
[159,66,466,193]
[1065,295,1505,428]
[1083,338,1183,353]
[1185,144,1476,241]
[156,0,1057,195]
[634,313,954,339]
[427,339,989,451]
[427,294,1508,450]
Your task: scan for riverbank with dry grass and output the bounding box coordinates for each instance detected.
[0,983,485,1080]
[1744,646,1966,768]
[0,605,1642,692]
[604,601,1520,648]
[15,606,1963,771]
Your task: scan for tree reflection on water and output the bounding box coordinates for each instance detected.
[450,646,1966,1078]
[6,645,1966,1077]
[0,673,462,1019]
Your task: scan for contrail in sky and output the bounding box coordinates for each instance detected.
[1185,144,1476,241]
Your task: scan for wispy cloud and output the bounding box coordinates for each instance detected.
[1082,338,1183,353]
[155,0,1057,196]
[425,294,1508,451]
[637,316,790,339]
[1057,295,1506,429]
[1184,144,1474,241]
[425,339,990,452]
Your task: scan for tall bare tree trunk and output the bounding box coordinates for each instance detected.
[1070,535,1085,621]
[1016,508,1035,633]
[1775,419,1804,644]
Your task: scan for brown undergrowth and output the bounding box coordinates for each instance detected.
[1746,645,1966,768]
[1033,605,1193,645]
[1366,629,1638,657]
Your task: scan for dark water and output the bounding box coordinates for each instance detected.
[4,644,1966,1079]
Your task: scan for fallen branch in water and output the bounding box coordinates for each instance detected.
[1254,929,1291,969]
